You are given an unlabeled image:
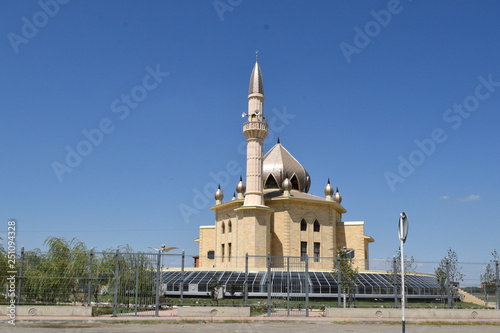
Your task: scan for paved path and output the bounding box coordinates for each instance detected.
[4,321,500,333]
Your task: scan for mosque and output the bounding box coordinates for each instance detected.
[195,57,374,271]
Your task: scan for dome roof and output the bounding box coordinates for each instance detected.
[262,141,310,193]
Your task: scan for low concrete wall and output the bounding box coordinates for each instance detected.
[177,306,250,317]
[0,305,92,317]
[325,308,500,320]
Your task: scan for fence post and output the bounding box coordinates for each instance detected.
[180,250,185,307]
[495,259,499,310]
[337,255,341,308]
[445,257,452,309]
[287,257,290,316]
[267,253,271,317]
[305,254,309,317]
[134,253,139,316]
[17,246,24,305]
[244,253,248,307]
[113,250,119,317]
[87,249,94,306]
[155,251,161,317]
[393,256,398,308]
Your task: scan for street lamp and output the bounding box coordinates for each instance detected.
[398,212,409,333]
[148,244,178,269]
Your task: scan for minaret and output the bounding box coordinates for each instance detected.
[234,54,273,268]
[243,53,268,206]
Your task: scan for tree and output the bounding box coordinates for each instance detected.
[0,237,8,296]
[23,237,89,304]
[391,247,417,274]
[208,274,223,305]
[480,249,498,298]
[434,248,464,299]
[88,244,156,309]
[332,247,359,307]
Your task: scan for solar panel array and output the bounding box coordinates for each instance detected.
[160,271,442,298]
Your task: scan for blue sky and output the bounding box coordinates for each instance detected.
[1,0,499,267]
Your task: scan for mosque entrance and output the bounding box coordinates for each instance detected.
[265,255,310,317]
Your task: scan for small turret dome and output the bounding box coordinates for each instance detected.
[333,187,342,204]
[282,176,292,191]
[214,185,224,201]
[236,176,246,194]
[324,179,334,196]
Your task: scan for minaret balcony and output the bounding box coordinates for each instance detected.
[243,121,268,131]
[243,121,268,140]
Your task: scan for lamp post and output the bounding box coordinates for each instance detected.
[398,212,409,333]
[148,245,179,312]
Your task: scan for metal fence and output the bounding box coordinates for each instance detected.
[2,250,499,317]
[266,254,309,317]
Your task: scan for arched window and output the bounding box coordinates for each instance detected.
[222,222,225,234]
[228,221,232,233]
[290,174,300,190]
[264,174,279,189]
[207,251,214,260]
[314,220,320,232]
[300,219,307,231]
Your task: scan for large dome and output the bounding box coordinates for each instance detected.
[262,141,311,193]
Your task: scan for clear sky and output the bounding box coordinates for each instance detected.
[1,1,499,267]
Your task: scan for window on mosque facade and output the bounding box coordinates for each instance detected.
[207,251,214,260]
[228,221,232,233]
[313,220,320,232]
[300,219,307,231]
[301,241,307,261]
[314,242,320,262]
[228,243,232,262]
[221,244,225,262]
[222,222,225,234]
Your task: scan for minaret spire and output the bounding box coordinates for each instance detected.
[248,56,264,96]
[243,55,268,206]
